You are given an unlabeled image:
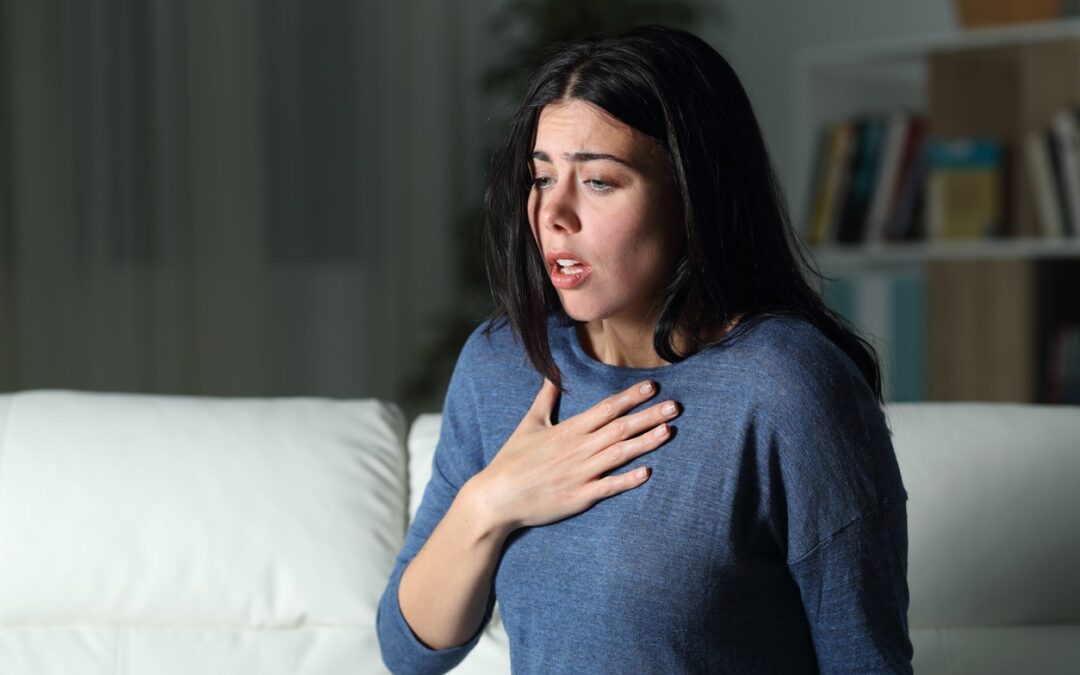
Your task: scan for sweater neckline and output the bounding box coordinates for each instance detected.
[557,316,723,378]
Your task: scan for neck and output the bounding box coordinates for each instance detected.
[575,313,743,368]
[577,318,667,368]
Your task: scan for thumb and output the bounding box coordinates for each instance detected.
[530,377,560,427]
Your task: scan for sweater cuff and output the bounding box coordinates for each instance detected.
[377,566,485,674]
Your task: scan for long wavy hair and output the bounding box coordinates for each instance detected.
[480,24,884,404]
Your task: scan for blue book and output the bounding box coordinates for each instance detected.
[821,272,926,403]
[888,273,926,402]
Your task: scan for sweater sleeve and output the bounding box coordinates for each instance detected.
[755,327,913,673]
[787,501,914,674]
[375,332,497,675]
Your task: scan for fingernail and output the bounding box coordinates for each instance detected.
[662,403,677,416]
[639,382,654,394]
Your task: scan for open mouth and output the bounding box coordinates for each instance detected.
[548,260,592,289]
[553,258,588,275]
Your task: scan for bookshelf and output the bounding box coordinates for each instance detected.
[790,19,1080,405]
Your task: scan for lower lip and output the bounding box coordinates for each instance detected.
[549,263,592,289]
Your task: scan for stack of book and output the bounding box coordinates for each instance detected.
[804,110,928,246]
[821,271,927,403]
[804,109,1019,246]
[1024,106,1080,238]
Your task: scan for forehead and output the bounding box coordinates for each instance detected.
[533,100,659,161]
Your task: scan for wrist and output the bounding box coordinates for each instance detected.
[459,473,517,541]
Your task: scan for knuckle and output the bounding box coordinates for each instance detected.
[597,478,618,499]
[603,442,627,464]
[610,417,628,439]
[600,398,616,419]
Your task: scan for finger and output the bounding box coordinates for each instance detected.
[584,421,671,476]
[587,466,651,502]
[587,399,680,452]
[572,380,657,434]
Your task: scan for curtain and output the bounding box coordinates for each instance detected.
[0,0,497,416]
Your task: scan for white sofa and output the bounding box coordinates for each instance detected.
[0,390,1077,674]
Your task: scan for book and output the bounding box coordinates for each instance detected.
[821,270,927,402]
[885,134,929,241]
[925,138,1003,241]
[837,116,886,244]
[864,111,913,245]
[1045,125,1074,237]
[1051,108,1080,237]
[811,120,858,245]
[803,123,832,244]
[1047,322,1080,404]
[1024,129,1067,238]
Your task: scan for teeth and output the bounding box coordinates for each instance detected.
[556,258,581,266]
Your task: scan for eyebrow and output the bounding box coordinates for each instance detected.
[531,150,634,169]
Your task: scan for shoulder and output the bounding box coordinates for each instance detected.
[734,315,876,421]
[737,316,907,555]
[453,316,531,381]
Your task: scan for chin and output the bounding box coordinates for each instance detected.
[558,298,611,324]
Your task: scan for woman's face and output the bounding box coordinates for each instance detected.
[527,99,684,326]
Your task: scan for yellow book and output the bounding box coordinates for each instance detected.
[809,121,856,245]
[926,139,1002,241]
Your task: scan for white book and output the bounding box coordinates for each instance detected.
[1024,130,1066,238]
[864,111,910,244]
[1051,109,1080,238]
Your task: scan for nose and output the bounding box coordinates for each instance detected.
[534,177,581,235]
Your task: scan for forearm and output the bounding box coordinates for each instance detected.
[397,476,512,650]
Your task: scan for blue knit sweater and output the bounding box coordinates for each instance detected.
[377,313,913,674]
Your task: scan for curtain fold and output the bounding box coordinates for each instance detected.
[0,0,488,408]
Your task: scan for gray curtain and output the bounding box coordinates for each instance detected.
[0,0,498,414]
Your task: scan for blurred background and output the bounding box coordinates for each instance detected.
[2,0,1079,425]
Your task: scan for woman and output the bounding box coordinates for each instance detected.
[378,24,912,674]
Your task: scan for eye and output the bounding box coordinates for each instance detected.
[530,176,615,193]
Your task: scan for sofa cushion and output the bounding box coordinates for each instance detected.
[406,413,511,674]
[885,402,1080,627]
[0,390,408,674]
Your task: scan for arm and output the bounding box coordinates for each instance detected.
[757,329,913,673]
[376,333,505,674]
[398,476,510,649]
[787,501,914,674]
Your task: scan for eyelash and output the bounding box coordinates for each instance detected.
[532,176,613,193]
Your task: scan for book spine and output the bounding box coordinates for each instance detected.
[804,123,833,245]
[1051,109,1080,237]
[1045,130,1074,237]
[865,112,911,244]
[838,117,886,244]
[1023,130,1066,238]
[885,125,928,241]
[822,121,858,244]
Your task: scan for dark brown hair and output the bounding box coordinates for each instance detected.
[480,24,884,403]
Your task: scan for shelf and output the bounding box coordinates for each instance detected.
[792,23,1080,404]
[801,17,1080,70]
[807,237,1080,273]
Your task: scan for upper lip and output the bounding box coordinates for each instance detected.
[544,250,590,267]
